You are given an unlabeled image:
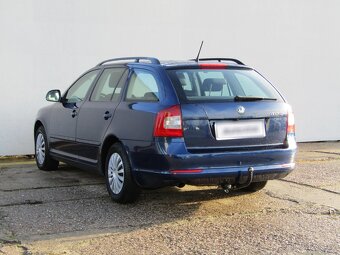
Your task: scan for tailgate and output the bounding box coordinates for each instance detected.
[181,102,288,152]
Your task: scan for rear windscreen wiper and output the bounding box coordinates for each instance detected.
[234,96,277,101]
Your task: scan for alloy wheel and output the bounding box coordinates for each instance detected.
[108,153,125,194]
[36,133,45,165]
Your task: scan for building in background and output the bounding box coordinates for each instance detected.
[0,0,339,155]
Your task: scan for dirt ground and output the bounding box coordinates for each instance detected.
[0,142,339,255]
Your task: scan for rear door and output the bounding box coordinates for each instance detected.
[75,68,128,163]
[167,67,288,152]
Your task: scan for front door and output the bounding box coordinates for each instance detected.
[49,70,100,159]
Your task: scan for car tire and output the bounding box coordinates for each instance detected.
[35,126,59,171]
[243,181,267,192]
[105,143,140,203]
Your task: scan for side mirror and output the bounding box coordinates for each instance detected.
[46,90,61,102]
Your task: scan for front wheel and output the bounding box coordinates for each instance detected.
[105,143,140,203]
[35,126,59,170]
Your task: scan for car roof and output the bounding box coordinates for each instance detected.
[94,57,251,70]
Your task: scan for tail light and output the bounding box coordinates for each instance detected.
[153,105,183,137]
[287,106,295,134]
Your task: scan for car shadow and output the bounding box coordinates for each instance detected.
[58,163,251,204]
[1,163,263,241]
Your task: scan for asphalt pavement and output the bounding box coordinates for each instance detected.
[0,142,339,254]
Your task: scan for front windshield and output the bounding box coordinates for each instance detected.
[167,69,283,102]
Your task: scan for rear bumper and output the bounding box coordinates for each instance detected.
[123,137,297,188]
[134,163,294,188]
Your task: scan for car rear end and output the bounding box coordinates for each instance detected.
[133,60,296,188]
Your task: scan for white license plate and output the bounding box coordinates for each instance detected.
[214,119,266,140]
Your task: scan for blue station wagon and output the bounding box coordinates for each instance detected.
[34,57,296,203]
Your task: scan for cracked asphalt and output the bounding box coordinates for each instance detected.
[0,142,339,255]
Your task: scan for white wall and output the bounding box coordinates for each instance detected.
[0,0,339,155]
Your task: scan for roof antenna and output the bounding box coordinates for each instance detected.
[195,41,204,62]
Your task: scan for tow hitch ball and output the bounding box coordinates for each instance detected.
[222,167,254,194]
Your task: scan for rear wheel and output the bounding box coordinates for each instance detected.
[35,126,59,170]
[105,143,139,203]
[243,181,267,192]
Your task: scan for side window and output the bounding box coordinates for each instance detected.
[91,68,125,101]
[126,70,159,101]
[234,73,267,97]
[112,69,128,102]
[65,70,99,103]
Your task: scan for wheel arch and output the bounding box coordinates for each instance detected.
[99,135,120,175]
[34,120,44,135]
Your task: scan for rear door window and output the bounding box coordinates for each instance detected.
[126,70,159,101]
[91,68,126,101]
[112,70,128,102]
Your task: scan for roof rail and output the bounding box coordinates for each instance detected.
[96,57,161,66]
[190,58,245,65]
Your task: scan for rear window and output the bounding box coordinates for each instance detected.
[167,69,283,102]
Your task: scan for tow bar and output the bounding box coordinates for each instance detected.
[221,167,254,194]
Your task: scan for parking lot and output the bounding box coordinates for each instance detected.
[0,142,339,255]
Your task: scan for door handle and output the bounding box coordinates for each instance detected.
[71,109,78,118]
[103,111,112,120]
